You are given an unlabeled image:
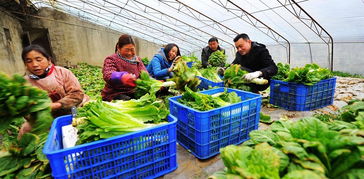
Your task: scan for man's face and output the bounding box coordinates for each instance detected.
[235,38,251,55]
[208,41,219,51]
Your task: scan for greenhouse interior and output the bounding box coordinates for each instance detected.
[0,0,363,178]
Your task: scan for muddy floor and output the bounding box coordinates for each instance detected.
[161,76,364,179]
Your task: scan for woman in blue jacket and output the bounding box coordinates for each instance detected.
[147,43,181,80]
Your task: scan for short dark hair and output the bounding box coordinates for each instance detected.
[115,34,136,52]
[208,37,218,43]
[22,44,51,62]
[233,33,250,42]
[163,43,181,60]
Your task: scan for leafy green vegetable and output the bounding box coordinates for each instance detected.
[135,71,163,98]
[171,59,201,91]
[272,63,291,80]
[224,64,264,91]
[283,64,332,85]
[332,71,364,79]
[260,112,273,124]
[75,94,169,144]
[208,50,226,67]
[178,87,241,111]
[0,73,52,178]
[210,143,280,179]
[199,67,222,83]
[70,63,104,99]
[181,55,198,62]
[141,57,150,66]
[215,111,364,179]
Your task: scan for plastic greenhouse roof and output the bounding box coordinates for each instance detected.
[31,0,364,55]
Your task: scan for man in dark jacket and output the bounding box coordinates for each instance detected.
[232,33,278,93]
[201,37,225,68]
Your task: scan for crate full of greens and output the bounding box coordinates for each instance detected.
[197,67,224,90]
[270,63,336,111]
[168,87,261,159]
[43,94,177,178]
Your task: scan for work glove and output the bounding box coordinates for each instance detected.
[121,73,137,87]
[243,71,263,81]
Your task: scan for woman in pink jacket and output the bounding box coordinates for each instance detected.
[19,44,89,137]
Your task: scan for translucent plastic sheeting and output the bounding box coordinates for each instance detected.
[31,0,364,58]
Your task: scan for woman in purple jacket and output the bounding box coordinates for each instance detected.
[101,34,147,101]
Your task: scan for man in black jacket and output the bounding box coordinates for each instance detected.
[232,33,278,93]
[201,37,225,68]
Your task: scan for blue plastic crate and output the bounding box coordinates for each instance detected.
[186,62,194,68]
[197,76,224,90]
[169,87,261,159]
[269,77,336,111]
[43,115,177,179]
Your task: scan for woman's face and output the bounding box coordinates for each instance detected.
[24,50,51,76]
[168,46,178,61]
[118,44,136,60]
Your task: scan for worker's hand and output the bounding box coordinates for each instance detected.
[121,73,137,87]
[243,71,262,81]
[173,56,181,62]
[18,121,32,140]
[168,63,175,72]
[51,102,62,110]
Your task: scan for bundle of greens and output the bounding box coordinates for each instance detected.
[211,115,364,178]
[272,63,291,80]
[70,63,104,99]
[178,87,241,111]
[0,73,52,178]
[285,64,332,85]
[200,67,222,83]
[208,50,226,67]
[209,143,281,179]
[141,57,149,66]
[224,64,268,91]
[181,55,198,62]
[73,94,169,144]
[171,59,201,91]
[135,71,163,98]
[272,63,333,85]
[315,99,364,132]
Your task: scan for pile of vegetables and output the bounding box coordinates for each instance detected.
[135,71,176,99]
[210,143,280,179]
[199,67,223,83]
[210,99,364,179]
[135,71,163,98]
[208,50,226,67]
[223,64,268,92]
[171,59,201,91]
[181,55,198,62]
[273,63,333,85]
[178,87,241,111]
[0,73,52,178]
[70,63,104,99]
[141,57,149,66]
[73,94,169,145]
[272,63,291,81]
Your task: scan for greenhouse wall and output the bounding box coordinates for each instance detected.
[267,43,364,75]
[0,7,25,75]
[26,8,160,67]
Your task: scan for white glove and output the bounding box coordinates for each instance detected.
[243,71,262,81]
